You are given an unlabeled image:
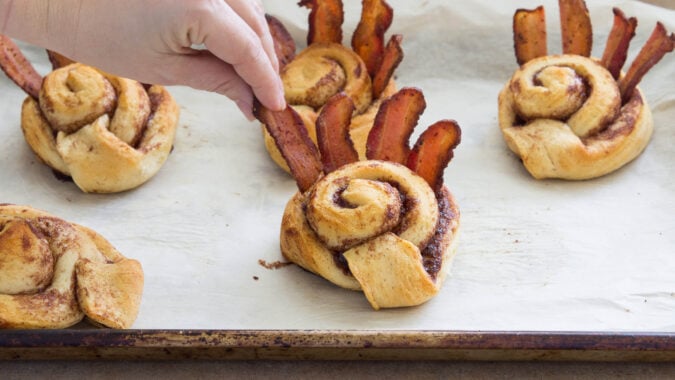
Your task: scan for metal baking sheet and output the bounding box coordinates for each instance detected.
[1,0,674,360]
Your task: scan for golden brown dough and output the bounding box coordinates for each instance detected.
[280,160,460,309]
[0,204,143,329]
[498,54,653,180]
[21,63,179,193]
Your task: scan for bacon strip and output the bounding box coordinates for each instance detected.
[407,120,461,192]
[0,35,42,99]
[619,23,675,103]
[266,14,296,70]
[316,93,358,174]
[513,6,548,66]
[253,99,322,192]
[600,8,637,80]
[366,87,426,164]
[372,34,403,98]
[299,0,344,45]
[559,0,593,57]
[351,0,393,77]
[46,50,76,70]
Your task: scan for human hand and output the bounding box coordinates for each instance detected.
[1,0,285,120]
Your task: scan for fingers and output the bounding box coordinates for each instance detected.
[162,50,257,120]
[224,0,279,73]
[202,1,286,112]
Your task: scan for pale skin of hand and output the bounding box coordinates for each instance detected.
[0,0,285,120]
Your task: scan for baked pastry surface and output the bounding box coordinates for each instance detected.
[0,204,143,329]
[280,160,460,309]
[499,2,673,180]
[21,63,179,193]
[498,54,653,180]
[263,0,402,173]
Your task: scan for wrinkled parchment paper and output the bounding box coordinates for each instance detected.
[0,0,673,331]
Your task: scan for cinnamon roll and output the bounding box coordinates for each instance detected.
[498,54,653,179]
[255,86,462,310]
[0,204,143,329]
[281,161,460,309]
[0,36,179,193]
[500,2,674,180]
[263,0,402,173]
[22,63,179,192]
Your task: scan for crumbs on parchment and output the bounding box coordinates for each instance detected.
[258,259,292,270]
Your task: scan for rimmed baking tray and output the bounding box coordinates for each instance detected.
[1,0,673,361]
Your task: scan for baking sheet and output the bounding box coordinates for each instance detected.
[0,0,674,334]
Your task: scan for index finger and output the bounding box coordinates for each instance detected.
[224,0,279,73]
[203,3,285,110]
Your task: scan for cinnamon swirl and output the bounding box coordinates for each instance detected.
[500,2,674,180]
[280,161,460,309]
[0,204,143,329]
[263,0,402,173]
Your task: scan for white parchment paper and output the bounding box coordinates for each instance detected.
[0,0,673,331]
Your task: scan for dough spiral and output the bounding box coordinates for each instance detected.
[0,204,143,329]
[280,161,460,309]
[21,63,179,193]
[498,54,653,179]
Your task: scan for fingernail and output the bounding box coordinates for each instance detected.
[274,80,286,110]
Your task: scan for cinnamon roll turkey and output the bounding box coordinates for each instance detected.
[499,1,674,180]
[0,37,179,193]
[0,204,144,329]
[255,87,461,310]
[264,0,402,172]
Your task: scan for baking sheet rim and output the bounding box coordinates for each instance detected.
[1,329,674,361]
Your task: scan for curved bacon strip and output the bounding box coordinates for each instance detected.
[253,99,322,192]
[407,120,462,192]
[299,0,344,45]
[619,23,675,103]
[372,34,403,98]
[46,50,76,70]
[559,0,593,57]
[266,14,297,70]
[513,6,547,66]
[351,0,393,77]
[600,8,637,80]
[366,87,426,164]
[0,35,42,99]
[316,93,358,174]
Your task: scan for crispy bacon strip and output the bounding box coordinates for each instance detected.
[600,8,637,80]
[352,0,394,77]
[372,34,403,98]
[366,87,426,164]
[46,50,76,70]
[299,0,344,45]
[253,99,322,192]
[619,23,675,103]
[513,7,547,66]
[266,14,296,70]
[407,120,462,192]
[0,34,42,99]
[316,93,359,174]
[559,0,593,57]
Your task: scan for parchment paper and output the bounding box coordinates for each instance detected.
[0,0,673,331]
